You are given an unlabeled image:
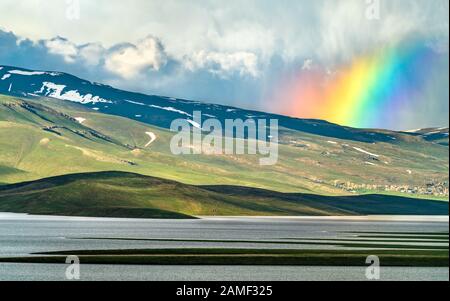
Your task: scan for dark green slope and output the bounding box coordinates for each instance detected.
[204,185,449,216]
[0,171,447,218]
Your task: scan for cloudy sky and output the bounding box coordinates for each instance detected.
[0,0,448,129]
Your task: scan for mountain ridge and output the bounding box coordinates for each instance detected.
[2,64,441,144]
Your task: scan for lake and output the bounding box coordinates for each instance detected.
[0,213,448,281]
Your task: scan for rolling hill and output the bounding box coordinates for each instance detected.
[0,171,447,218]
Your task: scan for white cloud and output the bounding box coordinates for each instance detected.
[44,37,105,66]
[186,51,259,78]
[78,43,105,66]
[2,0,448,67]
[104,36,167,79]
[45,37,78,62]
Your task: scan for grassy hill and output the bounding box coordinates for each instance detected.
[0,94,448,200]
[0,171,447,218]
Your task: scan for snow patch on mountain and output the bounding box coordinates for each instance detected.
[144,132,157,147]
[423,131,441,136]
[35,82,111,104]
[353,147,380,157]
[405,128,423,133]
[203,113,216,118]
[35,82,66,97]
[58,90,111,104]
[8,70,60,76]
[74,117,86,124]
[125,98,192,116]
[149,104,192,117]
[125,100,146,106]
[187,119,202,129]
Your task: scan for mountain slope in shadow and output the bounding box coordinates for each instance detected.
[0,171,447,219]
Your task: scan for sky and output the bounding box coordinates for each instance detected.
[0,0,448,130]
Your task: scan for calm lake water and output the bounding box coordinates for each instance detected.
[0,213,448,281]
[1,264,448,281]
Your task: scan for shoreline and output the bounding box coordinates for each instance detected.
[0,212,448,222]
[196,215,450,222]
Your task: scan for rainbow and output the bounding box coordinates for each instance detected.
[276,41,441,129]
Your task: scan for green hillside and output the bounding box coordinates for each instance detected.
[0,94,448,200]
[0,171,447,218]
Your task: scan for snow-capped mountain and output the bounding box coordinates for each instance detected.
[0,65,425,143]
[404,127,449,146]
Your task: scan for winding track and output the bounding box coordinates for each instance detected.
[144,132,157,147]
